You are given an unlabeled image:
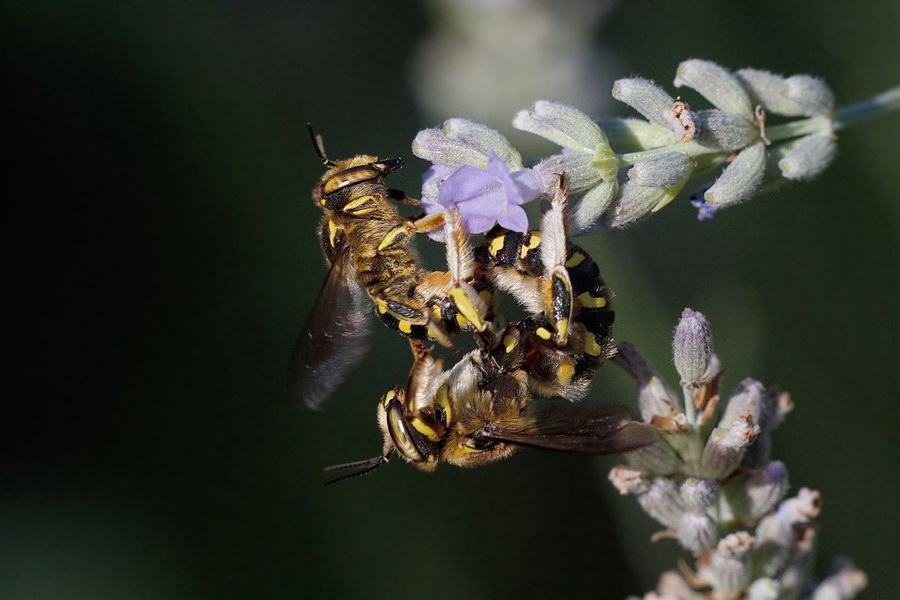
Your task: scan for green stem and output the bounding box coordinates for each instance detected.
[618,141,721,167]
[764,115,831,142]
[832,85,900,131]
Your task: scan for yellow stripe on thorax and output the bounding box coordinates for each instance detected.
[342,195,377,215]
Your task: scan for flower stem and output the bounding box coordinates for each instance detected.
[618,141,721,167]
[764,115,831,142]
[832,85,900,131]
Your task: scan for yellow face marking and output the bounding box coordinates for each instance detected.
[578,292,608,308]
[327,220,339,248]
[489,235,505,257]
[343,195,377,215]
[556,318,570,342]
[455,314,469,329]
[503,334,517,353]
[398,320,413,334]
[435,384,452,425]
[520,232,541,259]
[411,417,441,442]
[382,389,397,405]
[376,299,388,314]
[479,290,492,305]
[556,363,575,386]
[565,252,585,268]
[536,327,552,340]
[584,332,602,356]
[448,288,484,331]
[377,225,408,252]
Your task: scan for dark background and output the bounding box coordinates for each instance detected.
[3,1,898,598]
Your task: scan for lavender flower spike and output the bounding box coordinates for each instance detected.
[610,314,866,599]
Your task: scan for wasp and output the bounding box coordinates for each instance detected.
[288,126,492,409]
[323,182,656,483]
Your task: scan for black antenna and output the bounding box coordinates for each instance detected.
[323,449,393,486]
[307,123,335,167]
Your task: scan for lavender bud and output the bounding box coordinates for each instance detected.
[783,74,835,116]
[695,109,758,152]
[778,563,810,600]
[626,438,684,477]
[609,465,652,495]
[534,152,603,194]
[597,118,676,152]
[639,376,683,422]
[681,477,721,510]
[812,560,868,600]
[675,59,754,120]
[656,571,692,599]
[700,414,760,479]
[743,388,780,469]
[755,513,796,577]
[757,388,781,435]
[726,460,790,521]
[673,309,713,386]
[707,532,754,596]
[612,77,676,128]
[746,461,790,517]
[777,487,821,523]
[628,152,693,188]
[612,343,688,475]
[775,392,794,427]
[741,432,771,469]
[413,127,490,169]
[604,179,683,228]
[747,578,781,600]
[720,379,766,428]
[443,118,523,168]
[735,68,807,117]
[568,179,618,234]
[638,477,687,528]
[676,510,718,552]
[755,489,821,576]
[513,100,609,153]
[704,141,767,208]
[412,119,522,169]
[778,133,837,180]
[613,342,684,418]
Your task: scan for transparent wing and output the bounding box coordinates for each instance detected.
[475,402,657,455]
[287,244,372,408]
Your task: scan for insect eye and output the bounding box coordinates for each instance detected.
[434,406,447,427]
[386,399,425,462]
[471,438,494,451]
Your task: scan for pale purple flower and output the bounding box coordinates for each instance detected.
[422,153,543,234]
[691,196,719,220]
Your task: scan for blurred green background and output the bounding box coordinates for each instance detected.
[4,1,898,598]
